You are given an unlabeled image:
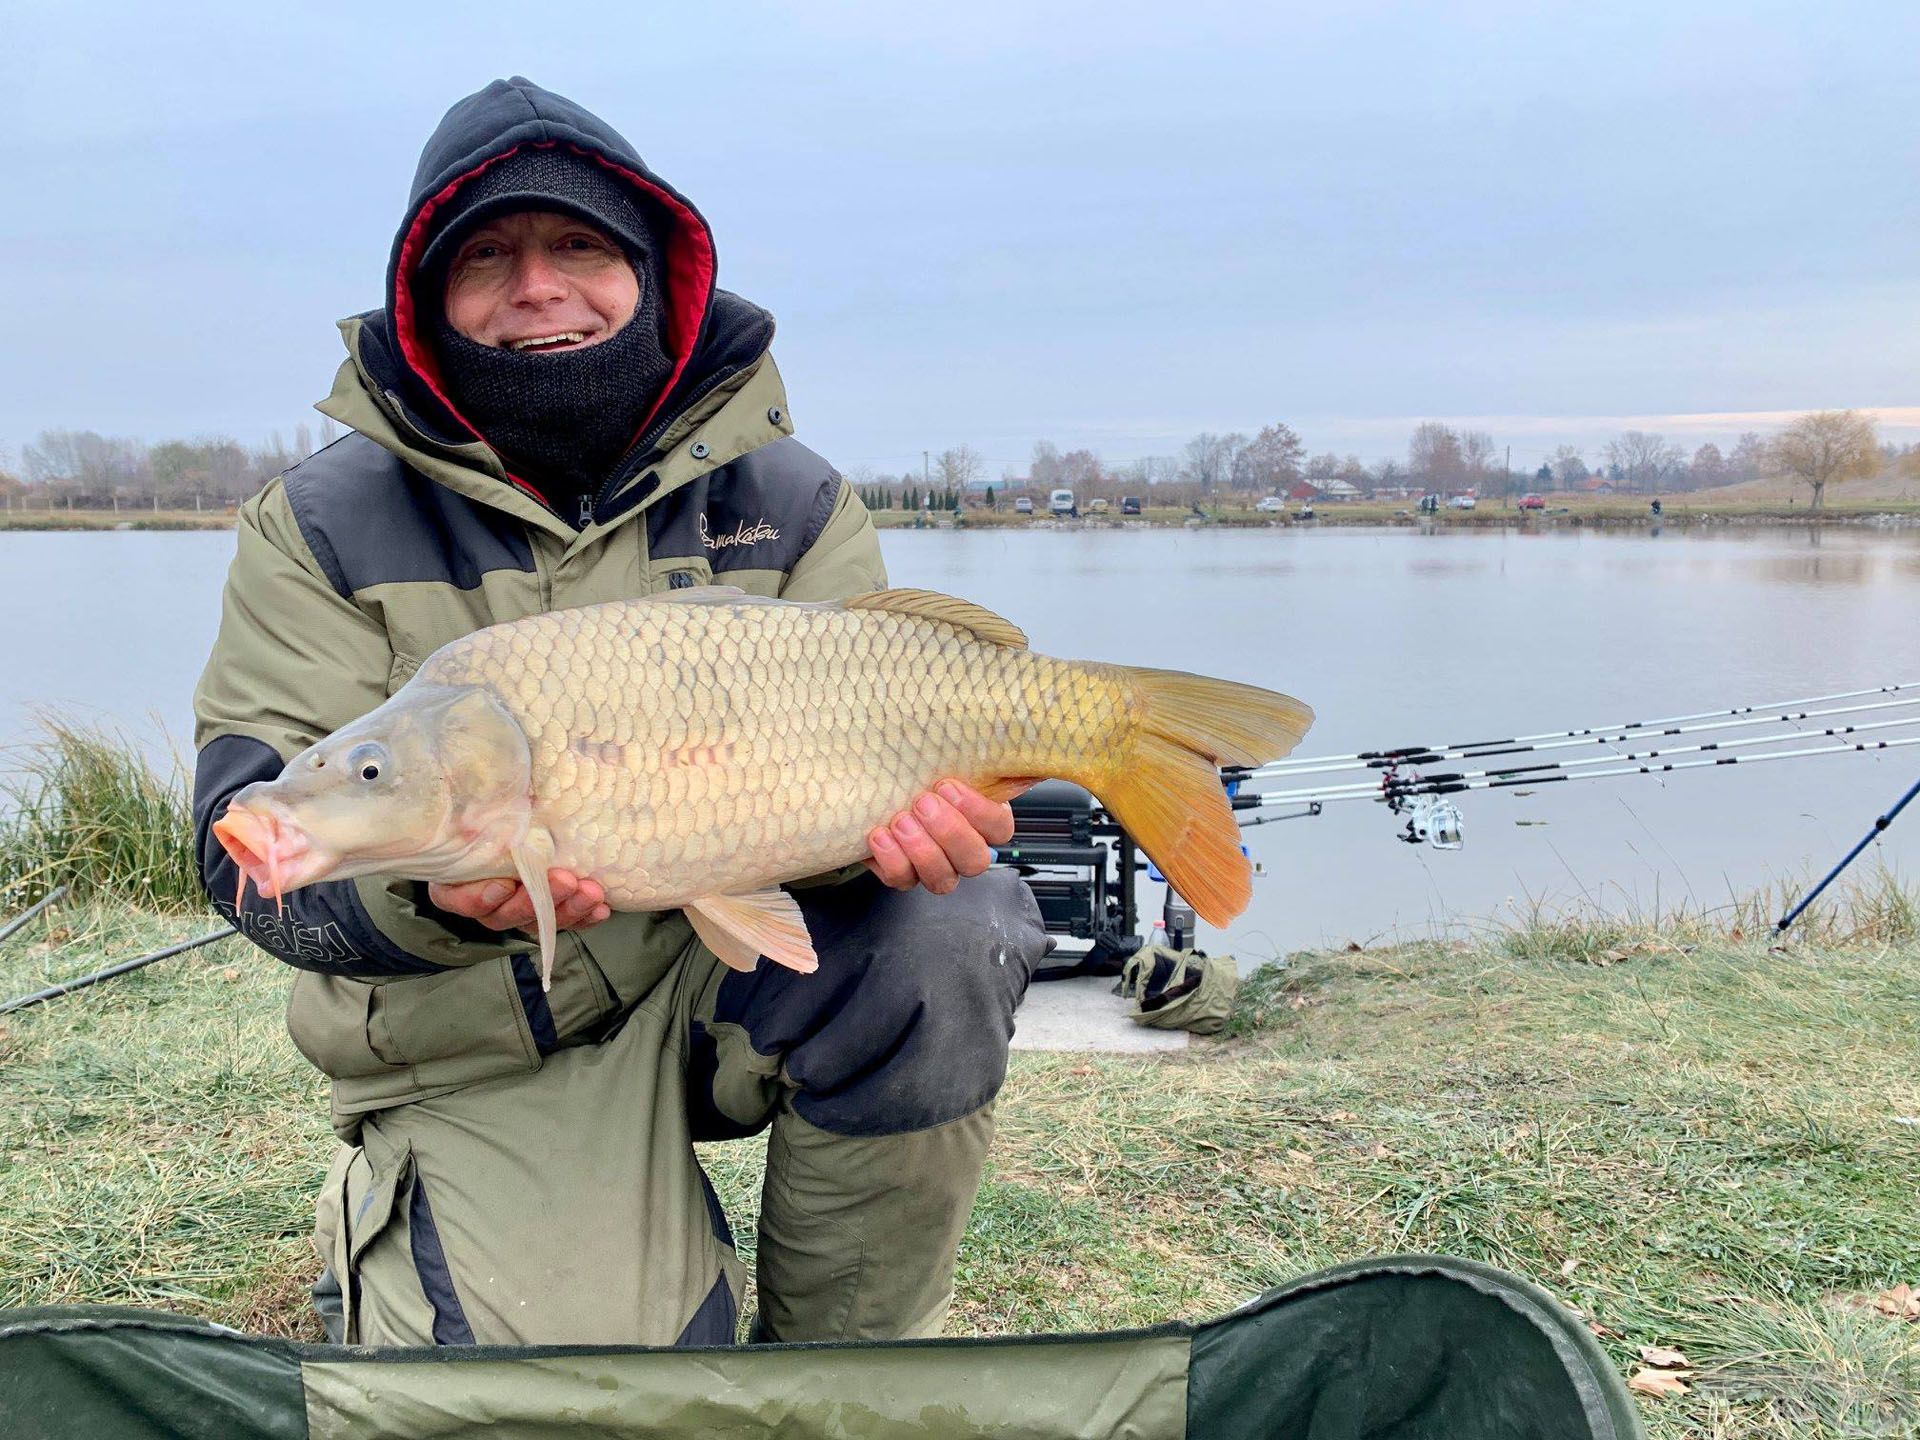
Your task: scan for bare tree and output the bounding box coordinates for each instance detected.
[319,415,342,447]
[1767,410,1879,510]
[1688,442,1727,490]
[1408,423,1465,489]
[1305,451,1340,480]
[1234,424,1306,494]
[1459,430,1497,484]
[1371,458,1406,492]
[1031,440,1063,487]
[1548,445,1587,490]
[1055,448,1103,488]
[935,445,983,493]
[1603,431,1685,493]
[1181,432,1240,495]
[1728,431,1767,482]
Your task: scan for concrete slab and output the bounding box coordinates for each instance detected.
[1010,974,1189,1054]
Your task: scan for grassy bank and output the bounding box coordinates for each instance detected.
[2,888,1915,1436]
[0,509,232,531]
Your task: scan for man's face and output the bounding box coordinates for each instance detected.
[442,210,640,352]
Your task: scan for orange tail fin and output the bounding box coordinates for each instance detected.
[1093,669,1313,928]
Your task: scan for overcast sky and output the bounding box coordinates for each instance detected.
[4,0,1916,476]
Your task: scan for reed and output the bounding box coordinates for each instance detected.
[0,719,201,913]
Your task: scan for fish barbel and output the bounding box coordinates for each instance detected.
[213,587,1312,987]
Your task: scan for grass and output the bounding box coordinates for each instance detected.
[0,720,203,913]
[1,880,1914,1437]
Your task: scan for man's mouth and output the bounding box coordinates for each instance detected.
[507,331,590,352]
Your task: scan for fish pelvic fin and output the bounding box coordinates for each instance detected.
[686,889,818,975]
[508,829,559,992]
[1096,669,1314,928]
[842,589,1028,649]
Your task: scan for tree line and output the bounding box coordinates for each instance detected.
[853,413,1915,513]
[3,411,1912,515]
[0,423,342,512]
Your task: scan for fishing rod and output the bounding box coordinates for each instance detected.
[1237,692,1920,783]
[0,886,69,946]
[1244,713,1920,807]
[1245,680,1920,778]
[1775,774,1920,935]
[1238,731,1920,811]
[0,925,237,1015]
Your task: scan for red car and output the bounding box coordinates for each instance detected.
[1518,493,1547,510]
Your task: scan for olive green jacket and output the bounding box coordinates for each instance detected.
[192,327,885,1135]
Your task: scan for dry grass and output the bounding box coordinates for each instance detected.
[0,720,202,913]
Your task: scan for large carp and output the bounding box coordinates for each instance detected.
[213,588,1312,988]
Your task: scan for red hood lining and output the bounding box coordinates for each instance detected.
[389,141,719,508]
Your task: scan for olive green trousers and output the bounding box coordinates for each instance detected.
[311,873,1043,1347]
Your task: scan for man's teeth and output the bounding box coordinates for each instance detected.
[509,332,587,351]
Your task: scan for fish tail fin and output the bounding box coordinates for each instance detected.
[1093,669,1313,928]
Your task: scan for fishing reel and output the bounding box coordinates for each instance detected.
[1398,796,1465,849]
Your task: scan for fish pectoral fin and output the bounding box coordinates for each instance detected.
[685,889,818,975]
[508,831,559,992]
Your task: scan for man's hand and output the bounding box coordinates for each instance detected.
[428,869,611,933]
[865,779,1023,895]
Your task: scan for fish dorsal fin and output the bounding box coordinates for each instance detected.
[645,584,751,604]
[842,589,1028,649]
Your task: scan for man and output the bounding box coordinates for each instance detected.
[192,77,1047,1349]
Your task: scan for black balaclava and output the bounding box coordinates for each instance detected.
[419,147,676,516]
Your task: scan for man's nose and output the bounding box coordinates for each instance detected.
[509,250,568,305]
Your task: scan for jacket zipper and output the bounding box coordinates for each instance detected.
[588,360,749,519]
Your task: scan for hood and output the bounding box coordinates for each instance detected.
[351,77,775,507]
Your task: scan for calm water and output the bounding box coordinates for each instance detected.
[4,524,1918,954]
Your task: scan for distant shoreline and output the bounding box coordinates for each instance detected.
[5,500,1918,534]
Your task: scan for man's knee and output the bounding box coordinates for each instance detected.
[708,870,1048,1138]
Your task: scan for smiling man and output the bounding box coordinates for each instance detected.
[191,78,1047,1350]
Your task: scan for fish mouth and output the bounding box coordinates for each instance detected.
[212,804,331,911]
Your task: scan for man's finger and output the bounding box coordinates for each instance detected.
[891,812,958,894]
[866,828,917,889]
[912,792,994,879]
[935,780,1017,847]
[429,877,517,920]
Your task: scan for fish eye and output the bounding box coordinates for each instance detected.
[345,743,390,783]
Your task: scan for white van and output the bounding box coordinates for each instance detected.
[1048,488,1077,517]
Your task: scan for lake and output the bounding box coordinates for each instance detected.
[4,523,1918,956]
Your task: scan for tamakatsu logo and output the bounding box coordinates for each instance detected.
[699,513,780,550]
[214,898,366,968]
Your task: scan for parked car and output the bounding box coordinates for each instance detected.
[1013,496,1034,514]
[1088,497,1109,513]
[1518,493,1547,511]
[1448,494,1476,510]
[1048,488,1078,517]
[1254,496,1286,513]
[1120,496,1142,515]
